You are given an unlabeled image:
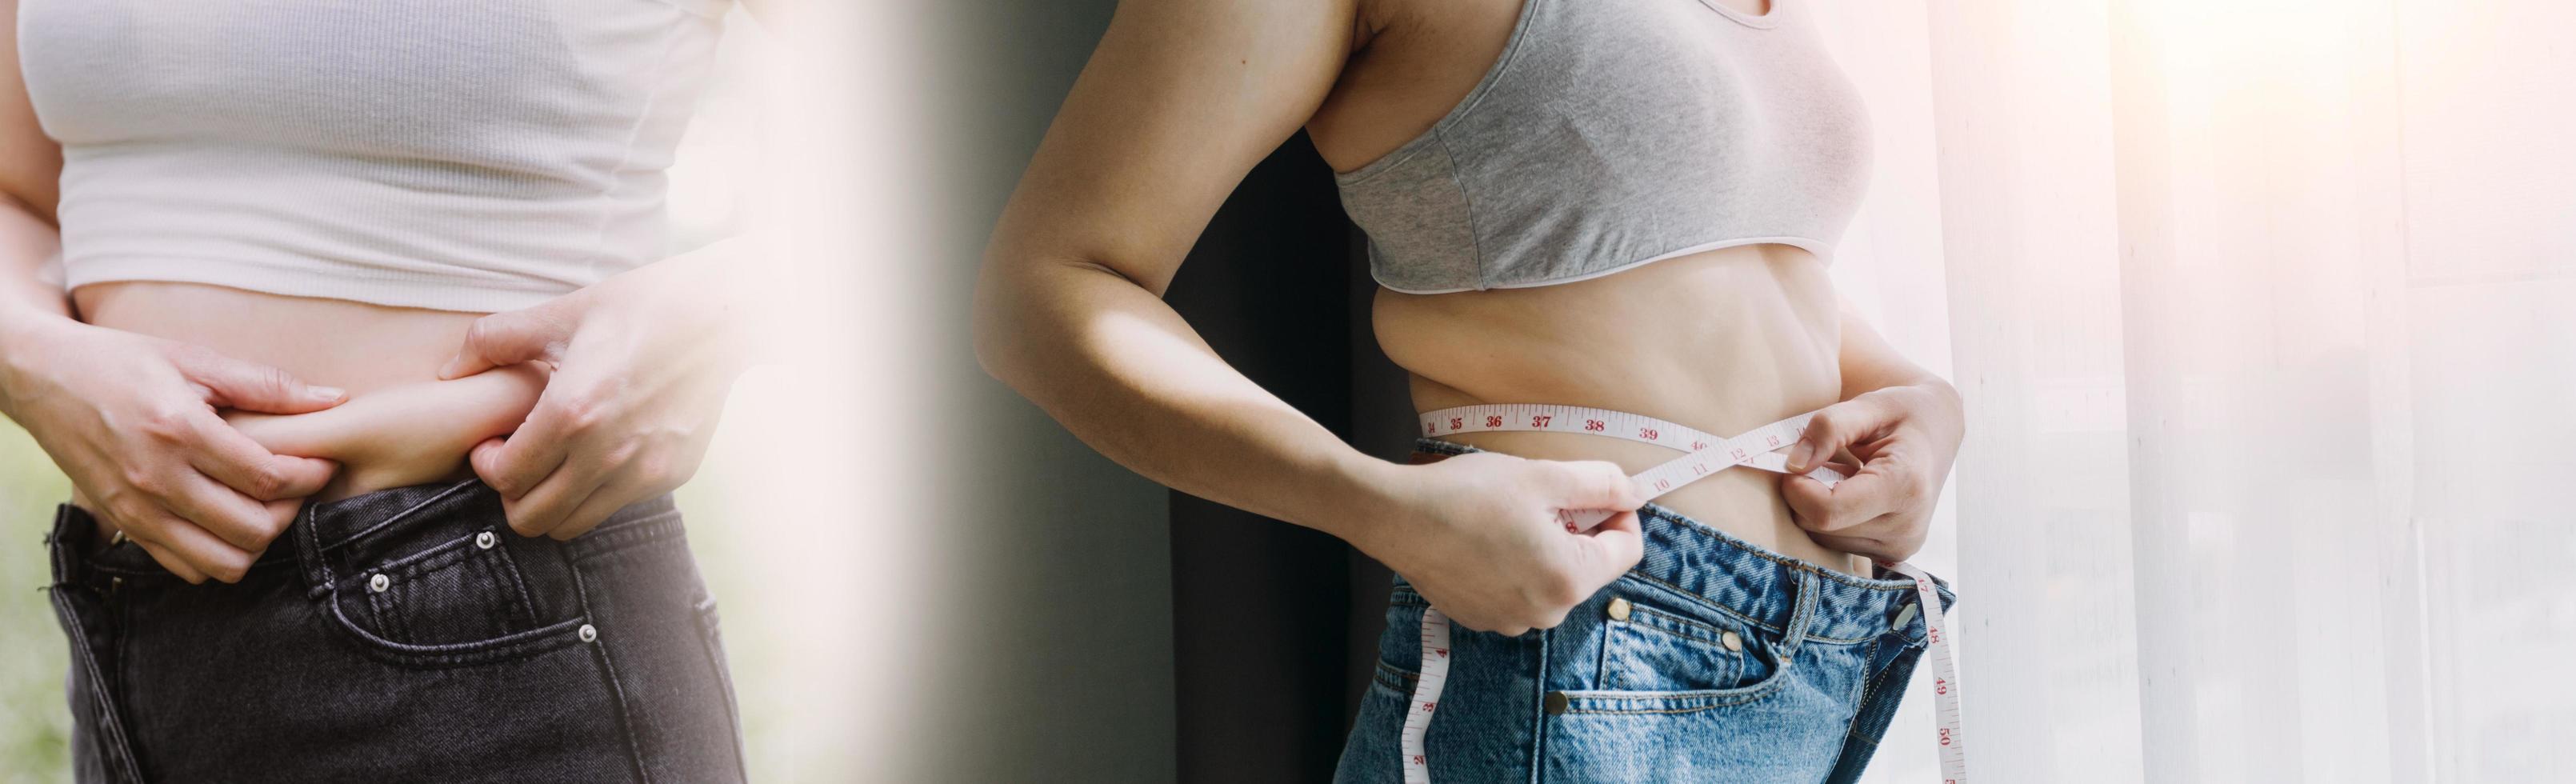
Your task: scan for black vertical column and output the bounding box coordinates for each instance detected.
[1163,134,1409,783]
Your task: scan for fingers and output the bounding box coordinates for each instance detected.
[1570,510,1646,586]
[470,395,576,498]
[169,346,346,414]
[126,513,257,583]
[132,539,209,585]
[186,415,337,501]
[550,479,645,541]
[493,450,606,538]
[1786,398,1899,474]
[1782,468,1902,533]
[153,472,298,550]
[440,302,578,380]
[1546,460,1645,510]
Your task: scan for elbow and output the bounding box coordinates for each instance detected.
[968,270,1021,388]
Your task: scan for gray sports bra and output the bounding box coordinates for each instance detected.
[1335,0,1872,294]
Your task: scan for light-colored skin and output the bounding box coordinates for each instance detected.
[0,0,761,582]
[974,0,1966,635]
[220,365,551,502]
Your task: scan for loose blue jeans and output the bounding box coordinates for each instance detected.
[1334,440,1954,783]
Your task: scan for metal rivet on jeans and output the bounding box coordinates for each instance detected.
[1542,691,1570,716]
[367,574,390,593]
[578,623,598,642]
[1890,602,1920,631]
[1719,630,1744,653]
[1606,597,1632,622]
[475,531,498,550]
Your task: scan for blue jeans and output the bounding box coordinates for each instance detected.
[1334,440,1954,783]
[45,480,746,783]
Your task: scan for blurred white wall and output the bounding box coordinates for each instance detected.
[1814,0,2574,781]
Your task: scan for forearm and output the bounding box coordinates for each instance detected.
[0,199,65,332]
[0,200,73,418]
[974,258,1398,539]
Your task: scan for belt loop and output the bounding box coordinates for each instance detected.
[292,501,335,599]
[48,505,90,589]
[1778,568,1821,663]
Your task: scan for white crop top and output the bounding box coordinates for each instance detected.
[18,0,730,312]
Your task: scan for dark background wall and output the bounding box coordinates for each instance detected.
[930,2,1413,782]
[1162,138,1413,784]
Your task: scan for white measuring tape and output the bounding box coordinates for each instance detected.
[1402,403,1964,783]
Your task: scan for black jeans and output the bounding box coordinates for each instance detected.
[45,480,746,783]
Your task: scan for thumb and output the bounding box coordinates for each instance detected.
[1549,460,1646,511]
[1786,398,1898,474]
[172,348,346,414]
[441,302,576,380]
[1571,510,1646,586]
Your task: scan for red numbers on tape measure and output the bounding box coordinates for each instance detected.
[1730,447,1749,461]
[1936,678,1948,695]
[1639,427,1661,440]
[1450,417,1464,430]
[1653,478,1671,491]
[1485,415,1503,427]
[1691,440,1708,450]
[1530,414,1553,427]
[1766,434,1781,446]
[1584,419,1606,431]
[1939,728,1952,746]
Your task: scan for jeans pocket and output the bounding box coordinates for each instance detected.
[320,526,590,667]
[1574,575,1810,711]
[353,527,540,646]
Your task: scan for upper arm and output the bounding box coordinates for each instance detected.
[982,0,1359,295]
[0,0,61,220]
[0,0,59,224]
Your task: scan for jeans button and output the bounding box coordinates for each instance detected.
[1606,598,1632,622]
[1890,602,1920,631]
[578,623,599,642]
[475,531,498,550]
[1542,691,1570,715]
[1719,630,1743,653]
[367,574,390,593]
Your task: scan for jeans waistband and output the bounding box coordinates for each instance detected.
[55,480,681,590]
[1414,437,1954,645]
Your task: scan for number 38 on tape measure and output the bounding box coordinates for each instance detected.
[1402,403,1966,783]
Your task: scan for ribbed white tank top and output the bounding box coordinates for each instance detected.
[19,0,730,312]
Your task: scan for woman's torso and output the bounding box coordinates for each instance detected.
[20,0,731,506]
[75,283,478,399]
[1310,0,1868,574]
[73,283,509,507]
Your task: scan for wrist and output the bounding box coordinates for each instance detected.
[1308,450,1418,556]
[0,310,78,382]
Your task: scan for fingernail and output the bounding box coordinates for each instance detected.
[436,357,464,379]
[309,386,346,402]
[1786,446,1810,470]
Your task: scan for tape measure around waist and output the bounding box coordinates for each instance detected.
[1400,403,1965,783]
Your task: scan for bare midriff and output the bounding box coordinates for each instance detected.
[1372,244,1866,577]
[70,281,546,518]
